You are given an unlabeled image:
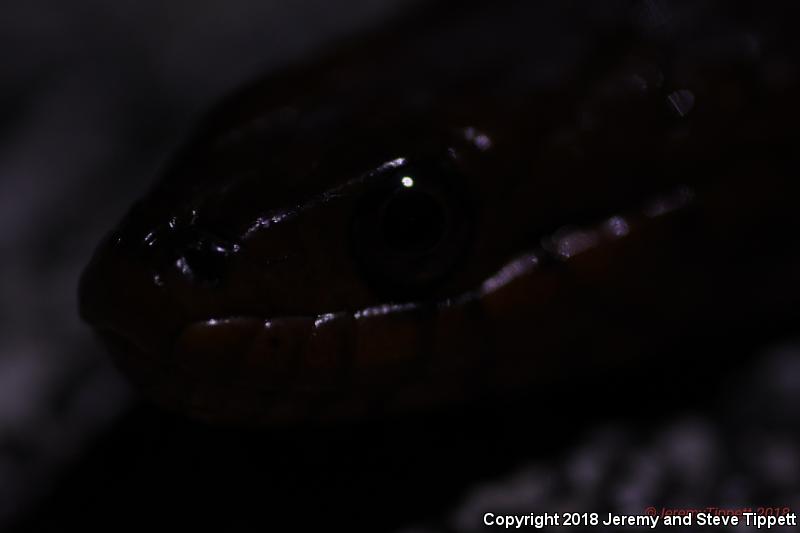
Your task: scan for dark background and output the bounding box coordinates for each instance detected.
[1,1,797,531]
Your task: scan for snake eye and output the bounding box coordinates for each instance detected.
[350,159,473,298]
[382,182,447,253]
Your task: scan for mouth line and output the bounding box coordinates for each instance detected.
[177,184,695,335]
[91,183,699,424]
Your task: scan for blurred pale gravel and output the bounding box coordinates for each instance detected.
[0,0,417,525]
[400,343,800,532]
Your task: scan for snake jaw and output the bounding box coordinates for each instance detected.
[88,186,689,425]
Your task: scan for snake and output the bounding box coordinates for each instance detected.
[78,0,800,425]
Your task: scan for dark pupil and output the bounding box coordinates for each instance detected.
[381,188,446,253]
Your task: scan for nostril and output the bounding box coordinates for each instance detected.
[174,233,240,287]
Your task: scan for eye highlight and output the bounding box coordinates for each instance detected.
[381,176,447,253]
[350,158,474,299]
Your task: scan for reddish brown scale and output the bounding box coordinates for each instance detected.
[79,0,800,425]
[134,181,749,425]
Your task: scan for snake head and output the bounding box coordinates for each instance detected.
[79,2,800,425]
[78,52,530,424]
